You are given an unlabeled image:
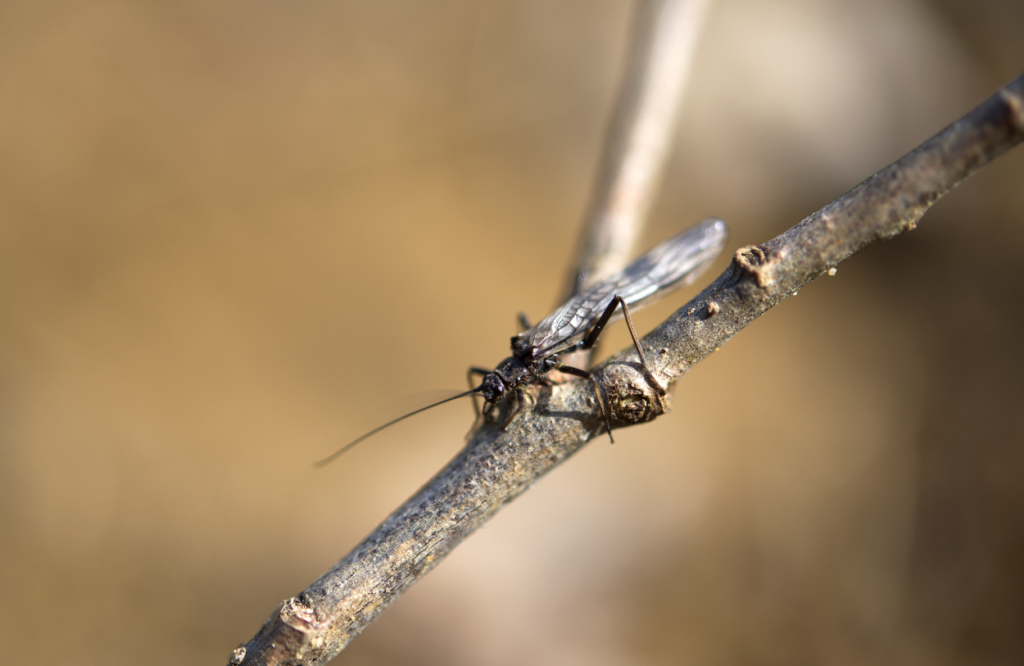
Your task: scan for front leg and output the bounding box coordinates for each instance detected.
[467,366,492,418]
[500,386,528,429]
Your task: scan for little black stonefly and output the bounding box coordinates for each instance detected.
[315,218,728,467]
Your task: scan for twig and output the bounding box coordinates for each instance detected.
[230,73,1024,666]
[564,0,714,300]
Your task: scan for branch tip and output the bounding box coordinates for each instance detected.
[998,86,1024,133]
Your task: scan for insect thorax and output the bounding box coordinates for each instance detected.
[493,356,532,387]
[510,334,532,360]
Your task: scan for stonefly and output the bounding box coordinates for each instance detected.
[315,218,728,467]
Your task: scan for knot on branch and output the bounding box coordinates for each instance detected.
[733,244,778,289]
[236,597,328,666]
[999,87,1024,134]
[599,363,670,427]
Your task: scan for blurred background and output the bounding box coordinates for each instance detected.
[1,0,1022,664]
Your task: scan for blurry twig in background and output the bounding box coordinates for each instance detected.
[231,51,1024,666]
[565,0,713,301]
[560,0,713,375]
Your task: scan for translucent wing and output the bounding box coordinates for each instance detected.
[525,218,729,359]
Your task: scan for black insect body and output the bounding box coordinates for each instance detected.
[315,218,728,467]
[470,217,728,431]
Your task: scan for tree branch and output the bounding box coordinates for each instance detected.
[230,72,1024,666]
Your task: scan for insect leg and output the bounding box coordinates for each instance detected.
[517,312,533,332]
[553,364,615,444]
[500,386,528,429]
[581,295,666,396]
[467,367,491,417]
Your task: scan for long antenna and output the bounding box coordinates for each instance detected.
[314,387,483,468]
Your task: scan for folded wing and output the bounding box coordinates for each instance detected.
[526,217,729,359]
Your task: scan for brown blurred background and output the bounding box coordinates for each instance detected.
[1,1,1022,664]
